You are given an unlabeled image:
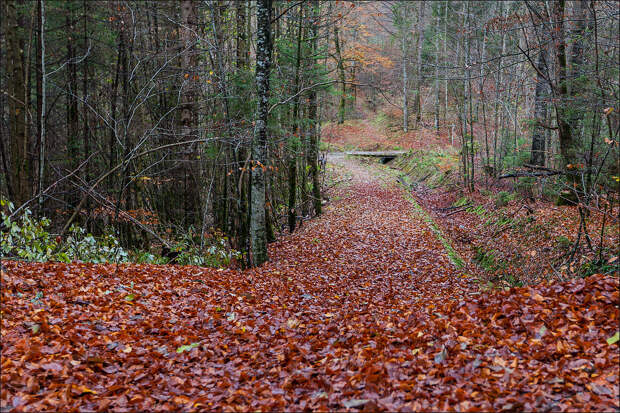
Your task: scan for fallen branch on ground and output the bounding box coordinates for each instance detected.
[498,170,563,179]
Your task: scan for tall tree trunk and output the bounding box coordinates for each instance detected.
[0,4,12,200]
[553,0,578,183]
[6,0,29,205]
[333,25,346,124]
[67,10,79,206]
[530,49,548,166]
[479,26,490,173]
[493,1,507,175]
[465,1,474,191]
[250,0,272,266]
[433,4,440,131]
[236,0,248,68]
[233,0,249,255]
[414,1,426,126]
[180,0,199,225]
[568,0,588,137]
[443,1,448,125]
[82,0,90,215]
[402,35,408,132]
[288,4,303,233]
[308,2,321,216]
[37,0,46,211]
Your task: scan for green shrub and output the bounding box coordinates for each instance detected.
[1,199,241,268]
[578,258,619,278]
[130,250,166,264]
[60,225,128,263]
[452,196,470,207]
[495,191,517,208]
[473,246,506,272]
[1,199,57,261]
[555,235,572,252]
[1,199,128,263]
[168,230,242,267]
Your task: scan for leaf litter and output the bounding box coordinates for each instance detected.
[1,156,618,411]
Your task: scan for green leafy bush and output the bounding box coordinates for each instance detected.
[60,225,128,263]
[1,199,240,268]
[1,199,57,261]
[495,191,517,208]
[1,199,127,263]
[168,229,242,267]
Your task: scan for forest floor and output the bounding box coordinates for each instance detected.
[1,155,619,411]
[324,114,619,287]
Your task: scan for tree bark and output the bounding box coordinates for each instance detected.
[288,4,303,233]
[553,0,578,177]
[67,9,79,206]
[6,0,29,205]
[236,0,248,68]
[250,0,272,266]
[530,49,548,166]
[333,25,346,124]
[433,4,440,131]
[414,1,426,126]
[37,0,46,211]
[309,2,321,216]
[402,34,408,133]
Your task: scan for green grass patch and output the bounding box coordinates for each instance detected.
[396,174,464,269]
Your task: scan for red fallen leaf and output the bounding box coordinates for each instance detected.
[40,345,61,355]
[102,365,118,374]
[41,362,63,372]
[11,395,25,408]
[343,399,369,409]
[568,359,590,370]
[71,384,97,395]
[590,384,613,396]
[1,157,618,412]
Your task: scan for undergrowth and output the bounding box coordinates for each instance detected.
[396,174,464,269]
[0,199,238,267]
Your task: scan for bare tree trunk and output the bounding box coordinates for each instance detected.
[0,3,10,200]
[6,0,29,205]
[568,0,588,137]
[553,0,578,181]
[402,35,408,132]
[443,1,448,125]
[465,1,474,191]
[236,0,247,68]
[288,4,303,233]
[37,0,46,211]
[433,3,440,131]
[309,3,321,216]
[493,1,507,175]
[478,25,489,172]
[414,1,426,127]
[250,0,272,266]
[309,2,321,216]
[530,49,548,166]
[82,0,90,216]
[334,25,346,124]
[67,9,79,206]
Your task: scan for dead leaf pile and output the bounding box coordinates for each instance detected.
[1,158,618,411]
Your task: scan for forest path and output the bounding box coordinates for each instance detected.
[1,158,618,411]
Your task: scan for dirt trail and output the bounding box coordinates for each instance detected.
[1,157,618,411]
